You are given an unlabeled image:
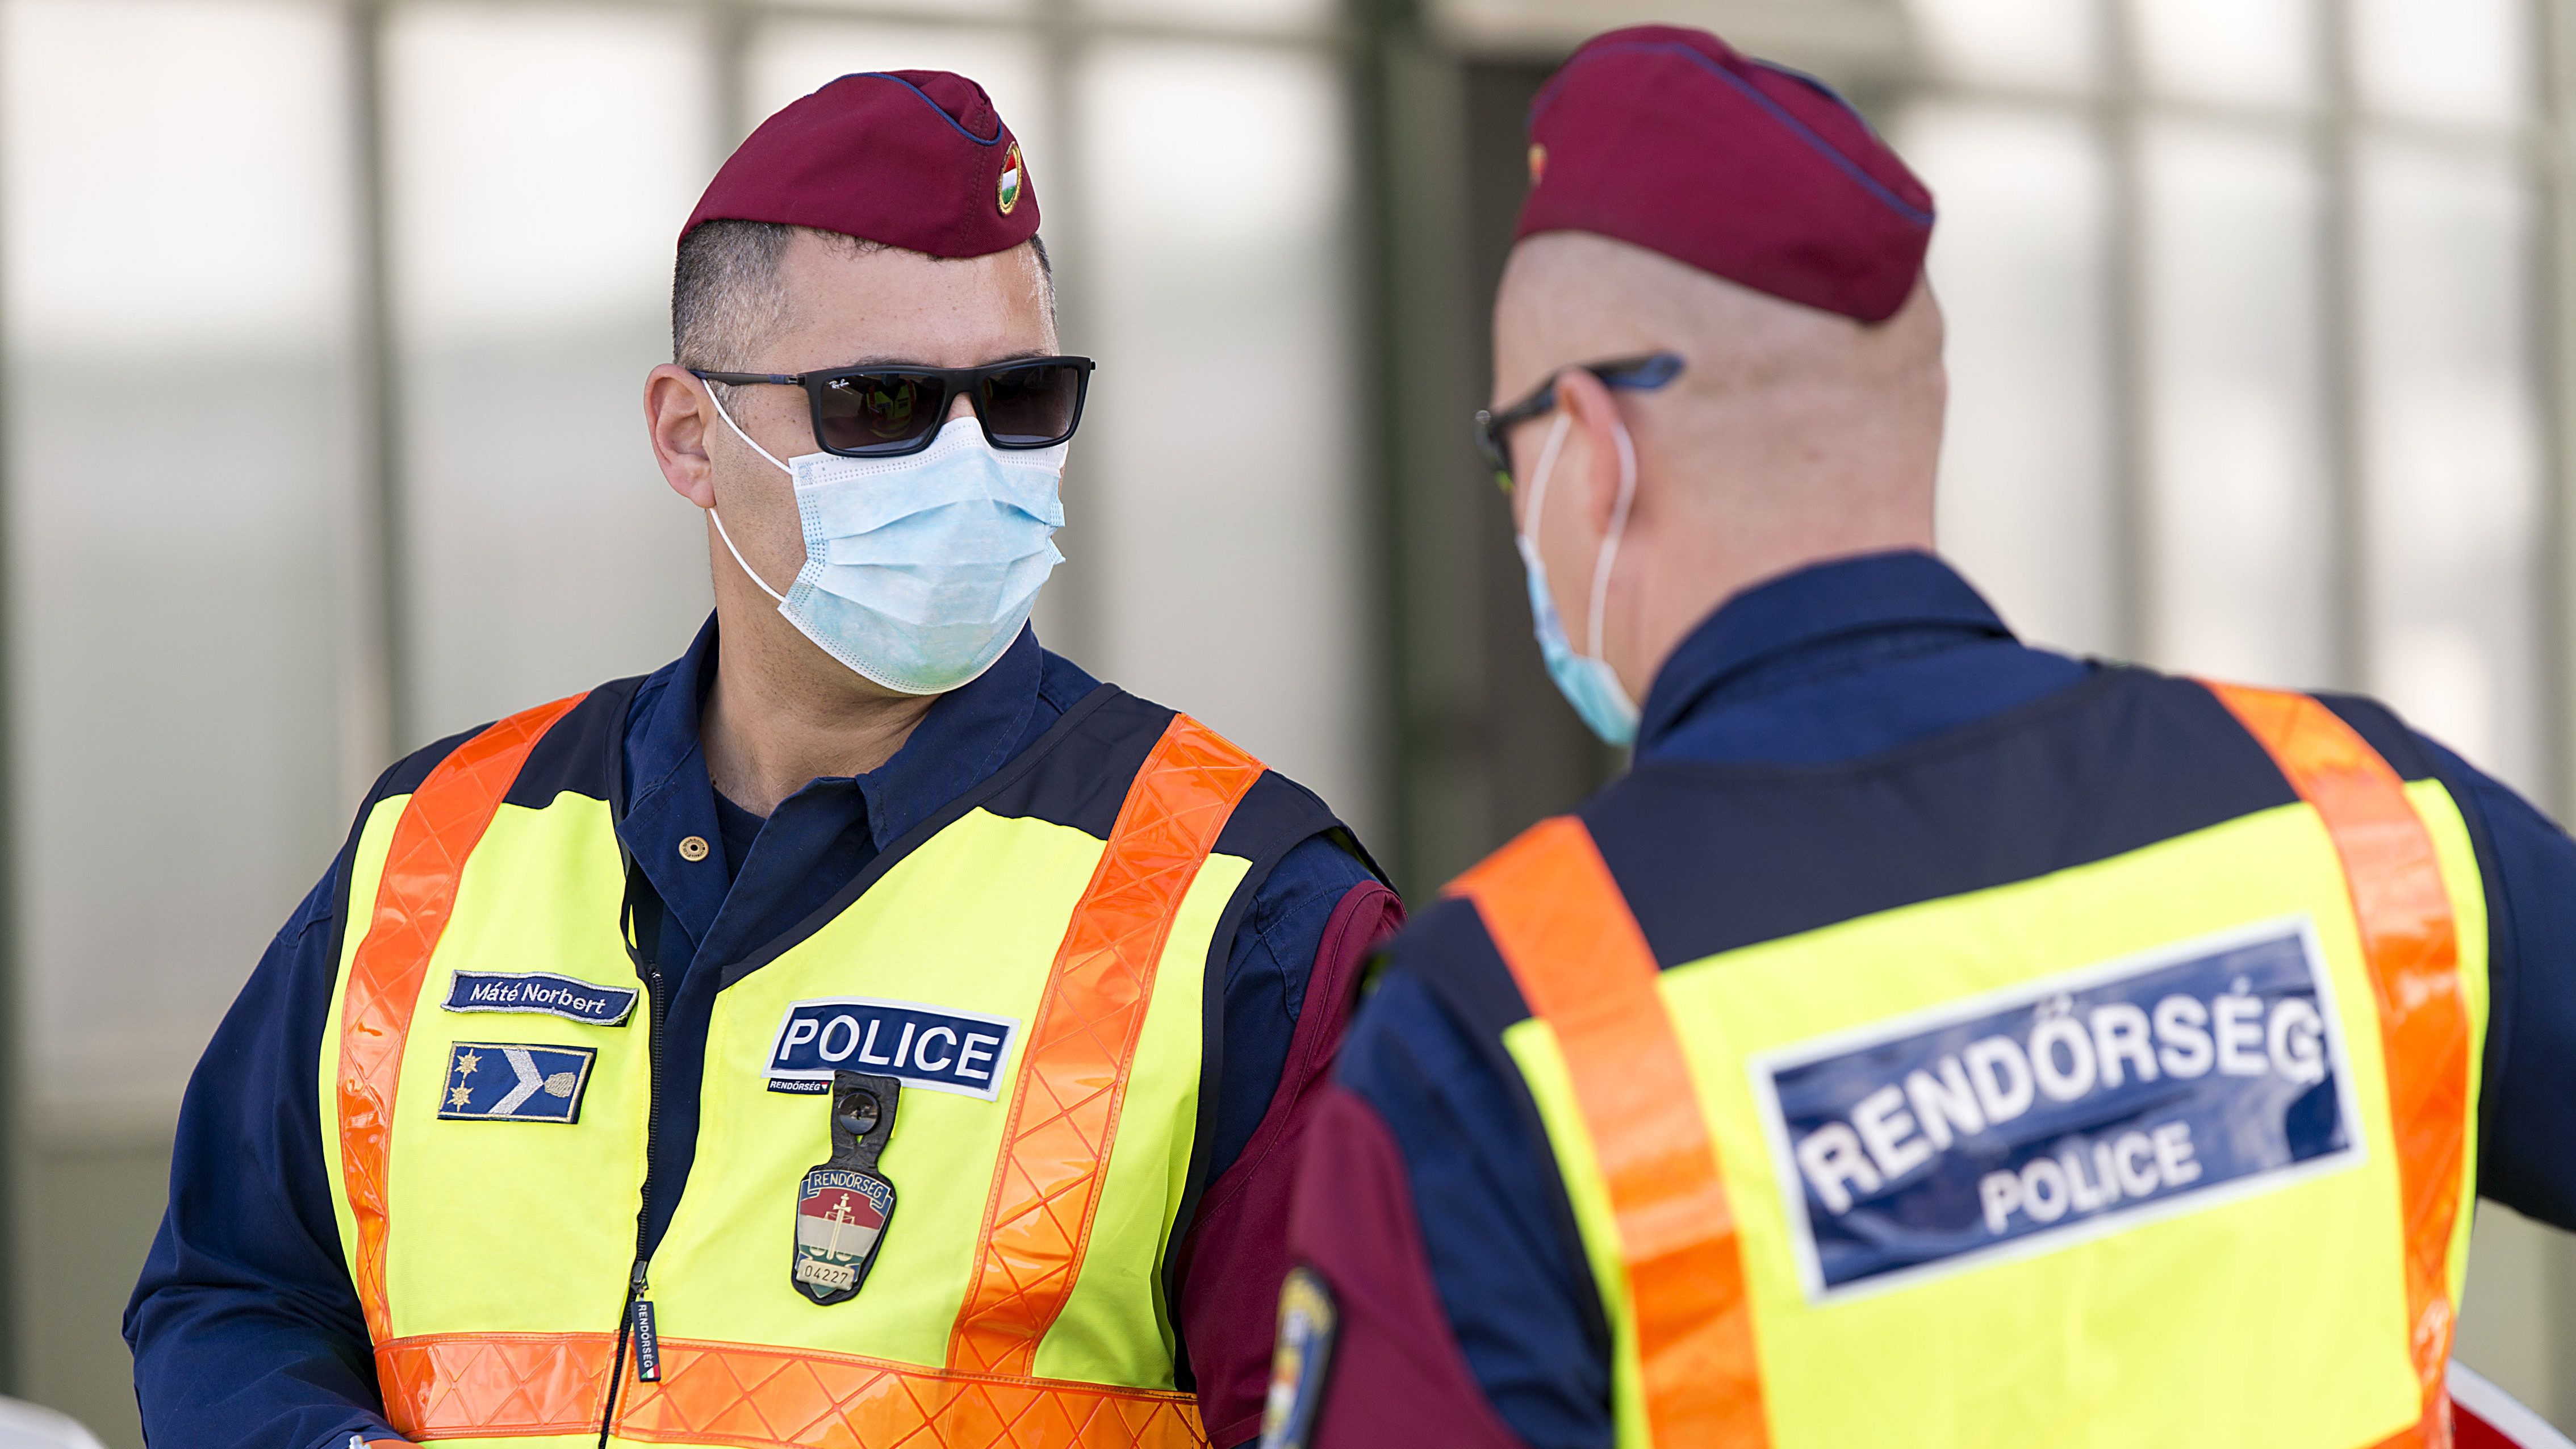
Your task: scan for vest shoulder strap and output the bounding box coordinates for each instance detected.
[1449,816,1770,1448]
[338,690,591,1343]
[947,712,1268,1377]
[2202,681,2468,1444]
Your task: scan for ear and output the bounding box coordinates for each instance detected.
[1553,368,1629,538]
[646,364,717,510]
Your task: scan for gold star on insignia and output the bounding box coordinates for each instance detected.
[449,1083,474,1109]
[455,1050,480,1078]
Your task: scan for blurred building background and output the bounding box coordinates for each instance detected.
[0,0,2565,1440]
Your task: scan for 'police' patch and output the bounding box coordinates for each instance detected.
[442,971,637,1027]
[1750,917,2362,1301]
[437,1042,597,1123]
[766,998,1021,1101]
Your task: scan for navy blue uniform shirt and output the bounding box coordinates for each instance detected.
[1328,550,2576,1449]
[127,619,1379,1449]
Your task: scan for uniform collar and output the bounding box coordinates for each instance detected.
[617,615,1057,947]
[626,615,1051,843]
[858,624,1052,846]
[1636,550,2016,751]
[621,613,723,829]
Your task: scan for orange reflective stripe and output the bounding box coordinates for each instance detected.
[2206,682,2469,1448]
[1451,816,1768,1447]
[339,694,588,1345]
[947,715,1265,1376]
[376,1331,616,1437]
[378,1333,1208,1448]
[627,1340,1206,1447]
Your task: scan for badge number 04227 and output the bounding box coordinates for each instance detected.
[794,1070,903,1306]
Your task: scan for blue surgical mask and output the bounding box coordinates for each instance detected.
[704,388,1065,695]
[1516,411,1641,747]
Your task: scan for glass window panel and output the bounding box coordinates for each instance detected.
[1898,103,2118,657]
[2353,0,2527,128]
[2455,1205,2573,1435]
[1077,41,1374,838]
[1905,0,2100,91]
[2358,139,2542,792]
[759,0,1030,16]
[2,0,353,1123]
[1084,0,1332,27]
[2135,0,2316,110]
[387,4,715,745]
[742,22,1051,183]
[2141,122,2332,687]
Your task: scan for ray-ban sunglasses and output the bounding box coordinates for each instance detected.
[692,355,1096,460]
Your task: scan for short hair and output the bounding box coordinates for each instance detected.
[671,220,1055,373]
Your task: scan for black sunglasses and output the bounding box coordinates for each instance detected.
[1473,352,1685,491]
[692,355,1096,460]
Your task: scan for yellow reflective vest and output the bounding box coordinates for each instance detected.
[318,678,1339,1448]
[1425,673,2485,1448]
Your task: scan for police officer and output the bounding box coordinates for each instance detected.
[126,72,1396,1449]
[1268,25,2576,1449]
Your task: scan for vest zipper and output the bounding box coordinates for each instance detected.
[600,958,670,1445]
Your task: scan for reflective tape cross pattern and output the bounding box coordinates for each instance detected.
[946,714,1265,1378]
[337,692,587,1346]
[2206,682,2470,1448]
[1453,816,1769,1448]
[375,1331,1210,1446]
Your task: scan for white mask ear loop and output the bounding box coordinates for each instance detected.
[1586,420,1639,665]
[1517,412,1574,547]
[699,379,791,605]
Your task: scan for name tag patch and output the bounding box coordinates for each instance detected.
[766,998,1021,1101]
[438,1042,597,1123]
[1751,918,2361,1301]
[442,971,637,1027]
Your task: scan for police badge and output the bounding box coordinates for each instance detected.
[792,1071,900,1306]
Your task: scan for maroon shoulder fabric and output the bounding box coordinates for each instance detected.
[1287,1084,1527,1449]
[1174,879,1403,1447]
[1517,24,1933,321]
[683,69,1039,258]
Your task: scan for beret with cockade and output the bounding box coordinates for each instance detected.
[683,69,1038,258]
[1517,26,1934,323]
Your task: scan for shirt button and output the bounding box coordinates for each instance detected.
[678,836,710,863]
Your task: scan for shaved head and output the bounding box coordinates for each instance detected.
[1490,231,1950,704]
[1494,231,1946,528]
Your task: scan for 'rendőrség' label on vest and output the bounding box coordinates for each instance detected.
[766,997,1022,1101]
[1749,916,2362,1301]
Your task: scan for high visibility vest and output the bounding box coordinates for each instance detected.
[1419,672,2487,1448]
[317,677,1341,1449]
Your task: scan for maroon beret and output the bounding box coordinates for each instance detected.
[682,70,1038,258]
[1517,26,1933,323]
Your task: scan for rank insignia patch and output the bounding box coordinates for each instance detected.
[793,1071,901,1305]
[437,1042,596,1123]
[1258,1267,1339,1449]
